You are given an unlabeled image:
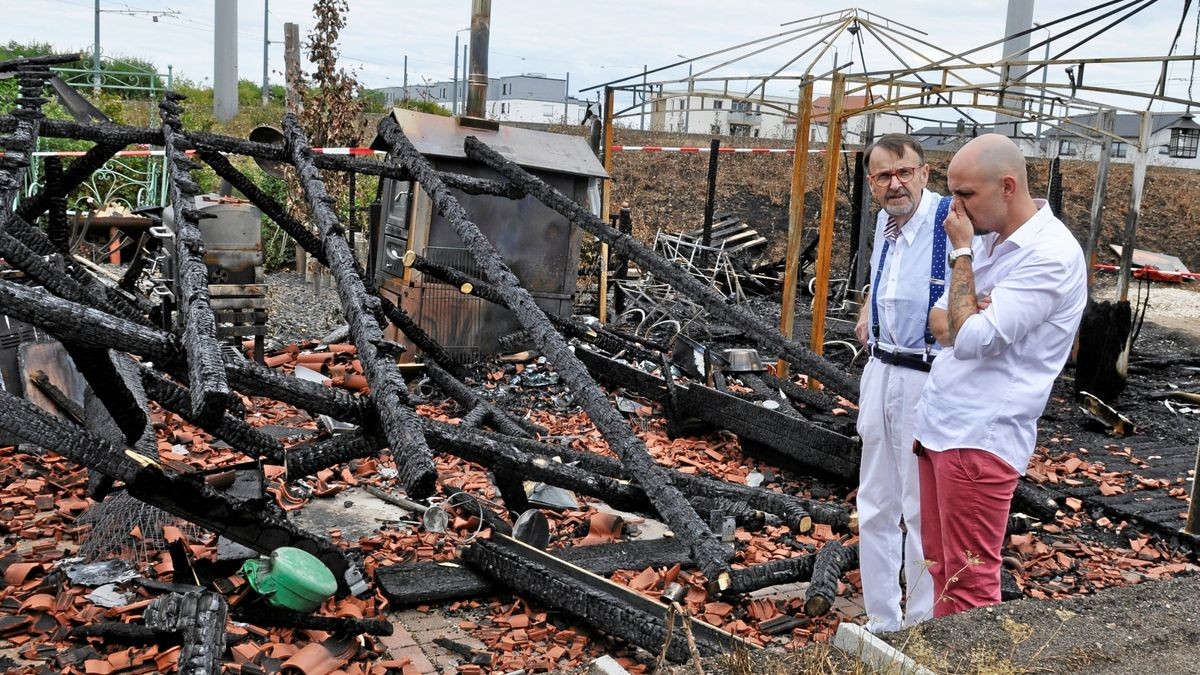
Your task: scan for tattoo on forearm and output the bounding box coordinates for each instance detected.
[946,259,978,343]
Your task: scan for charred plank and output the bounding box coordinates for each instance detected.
[461,535,738,662]
[231,604,392,637]
[725,553,817,596]
[143,591,227,675]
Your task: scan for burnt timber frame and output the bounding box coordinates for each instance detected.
[377,116,734,588]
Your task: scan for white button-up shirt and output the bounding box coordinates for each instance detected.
[868,189,948,355]
[914,200,1087,474]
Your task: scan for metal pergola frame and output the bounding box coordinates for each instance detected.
[584,3,1200,376]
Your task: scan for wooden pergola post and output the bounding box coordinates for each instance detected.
[777,79,815,377]
[598,86,615,323]
[809,73,846,361]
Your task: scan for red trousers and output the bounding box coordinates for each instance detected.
[916,445,1019,618]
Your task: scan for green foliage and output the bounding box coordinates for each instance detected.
[394,97,451,116]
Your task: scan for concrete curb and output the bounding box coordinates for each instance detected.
[832,623,936,675]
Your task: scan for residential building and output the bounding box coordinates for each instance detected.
[374,73,590,125]
[1044,112,1200,169]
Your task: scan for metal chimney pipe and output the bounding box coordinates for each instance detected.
[465,0,491,121]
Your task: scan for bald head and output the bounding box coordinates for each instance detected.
[950,133,1029,190]
[947,133,1037,240]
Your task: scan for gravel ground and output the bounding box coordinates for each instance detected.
[263,271,346,346]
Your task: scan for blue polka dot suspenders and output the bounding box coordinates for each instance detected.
[870,195,953,359]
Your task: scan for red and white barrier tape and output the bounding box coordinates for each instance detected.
[12,147,386,158]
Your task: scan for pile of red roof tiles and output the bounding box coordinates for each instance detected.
[0,341,1196,673]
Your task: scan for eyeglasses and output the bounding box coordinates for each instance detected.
[869,164,925,188]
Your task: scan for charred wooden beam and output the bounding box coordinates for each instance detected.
[802,540,859,617]
[231,605,392,637]
[139,365,285,463]
[725,552,817,596]
[143,591,227,675]
[159,93,231,423]
[688,495,771,531]
[283,431,378,479]
[377,537,690,607]
[0,52,82,71]
[463,135,859,402]
[0,388,364,596]
[68,623,178,645]
[736,373,804,420]
[28,369,86,423]
[16,142,125,223]
[0,279,177,363]
[423,358,539,438]
[43,156,70,253]
[379,117,732,587]
[283,113,438,498]
[196,149,327,267]
[82,352,157,499]
[673,382,860,481]
[223,356,371,424]
[0,116,524,199]
[462,535,739,662]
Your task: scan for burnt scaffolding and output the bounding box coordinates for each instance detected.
[0,69,862,660]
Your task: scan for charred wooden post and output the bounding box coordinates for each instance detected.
[283,113,438,498]
[143,591,227,675]
[283,431,378,479]
[725,553,816,595]
[377,537,691,607]
[223,356,371,423]
[43,156,70,253]
[802,540,859,617]
[231,605,392,637]
[83,352,158,499]
[379,118,733,587]
[139,365,285,463]
[736,373,804,420]
[0,65,50,221]
[463,135,859,403]
[462,536,735,662]
[159,93,232,423]
[68,623,178,645]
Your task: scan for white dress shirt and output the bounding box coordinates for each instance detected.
[867,189,948,355]
[914,200,1087,474]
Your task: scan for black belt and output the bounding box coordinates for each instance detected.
[870,345,933,373]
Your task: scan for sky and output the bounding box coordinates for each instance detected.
[6,0,1200,121]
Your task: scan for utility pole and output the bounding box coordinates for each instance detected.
[213,0,238,122]
[564,71,569,124]
[284,22,306,279]
[403,55,408,98]
[640,64,647,131]
[93,0,101,94]
[262,0,270,107]
[453,32,460,115]
[460,45,467,113]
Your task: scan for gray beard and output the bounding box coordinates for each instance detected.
[882,201,916,218]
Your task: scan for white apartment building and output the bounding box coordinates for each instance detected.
[374,74,590,125]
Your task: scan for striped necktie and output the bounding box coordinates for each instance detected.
[884,215,900,243]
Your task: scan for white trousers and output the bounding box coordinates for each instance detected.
[855,358,934,632]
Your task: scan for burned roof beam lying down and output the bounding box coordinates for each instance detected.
[159,94,232,423]
[0,388,364,596]
[461,136,859,403]
[0,116,525,199]
[377,116,735,589]
[282,113,438,499]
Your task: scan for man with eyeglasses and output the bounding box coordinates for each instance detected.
[854,133,955,633]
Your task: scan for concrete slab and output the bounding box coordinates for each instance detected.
[832,622,935,675]
[291,486,416,542]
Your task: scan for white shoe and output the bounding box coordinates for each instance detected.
[864,619,901,634]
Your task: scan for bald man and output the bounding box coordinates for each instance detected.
[912,134,1087,617]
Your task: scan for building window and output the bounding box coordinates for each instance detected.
[1058,140,1077,156]
[500,102,509,114]
[502,83,512,95]
[713,100,723,110]
[1169,127,1199,158]
[1111,141,1128,158]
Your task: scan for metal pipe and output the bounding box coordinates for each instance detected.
[465,0,490,120]
[262,0,269,107]
[1116,110,1152,303]
[598,86,615,324]
[777,79,814,377]
[1085,109,1115,293]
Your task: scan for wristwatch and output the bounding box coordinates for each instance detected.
[948,247,974,266]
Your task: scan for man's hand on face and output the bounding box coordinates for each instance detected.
[945,198,975,250]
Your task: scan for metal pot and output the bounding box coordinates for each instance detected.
[722,348,765,373]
